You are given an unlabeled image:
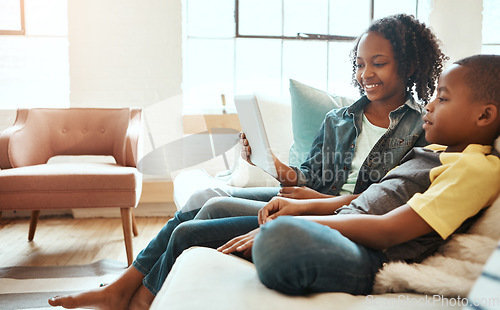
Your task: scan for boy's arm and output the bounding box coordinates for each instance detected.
[298,204,434,250]
[220,204,433,256]
[259,195,360,224]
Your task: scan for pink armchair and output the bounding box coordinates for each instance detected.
[0,108,143,265]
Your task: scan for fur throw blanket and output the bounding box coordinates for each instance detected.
[373,184,500,297]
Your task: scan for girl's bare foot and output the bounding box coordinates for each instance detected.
[48,285,129,310]
[48,265,144,310]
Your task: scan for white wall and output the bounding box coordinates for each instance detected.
[68,0,182,108]
[429,0,483,64]
[67,0,184,182]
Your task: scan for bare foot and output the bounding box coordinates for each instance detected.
[48,286,129,310]
[48,265,144,309]
[129,285,155,310]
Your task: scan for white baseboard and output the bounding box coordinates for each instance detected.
[1,203,177,219]
[1,209,70,219]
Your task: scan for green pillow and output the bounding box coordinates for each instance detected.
[289,79,355,167]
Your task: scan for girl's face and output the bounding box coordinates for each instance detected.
[355,31,406,105]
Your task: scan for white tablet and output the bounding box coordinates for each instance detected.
[234,95,278,178]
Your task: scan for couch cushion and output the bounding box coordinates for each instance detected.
[0,163,141,210]
[151,247,460,310]
[289,79,355,167]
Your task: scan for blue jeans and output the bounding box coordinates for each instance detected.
[139,216,260,295]
[132,186,278,295]
[253,217,387,295]
[137,215,386,296]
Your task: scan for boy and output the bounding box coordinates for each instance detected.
[216,54,500,295]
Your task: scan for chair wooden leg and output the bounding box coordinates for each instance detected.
[120,208,134,266]
[28,210,40,241]
[131,209,138,237]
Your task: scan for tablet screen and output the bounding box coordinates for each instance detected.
[234,95,278,179]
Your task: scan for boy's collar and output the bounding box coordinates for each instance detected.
[424,144,493,154]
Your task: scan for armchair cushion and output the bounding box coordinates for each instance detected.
[0,163,141,210]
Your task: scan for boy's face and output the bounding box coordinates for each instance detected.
[423,64,483,151]
[355,31,406,105]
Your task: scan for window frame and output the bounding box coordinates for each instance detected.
[234,0,374,42]
[0,0,25,35]
[481,0,500,54]
[182,0,423,112]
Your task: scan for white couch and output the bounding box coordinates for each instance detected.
[151,83,500,310]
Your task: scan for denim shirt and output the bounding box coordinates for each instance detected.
[291,95,427,195]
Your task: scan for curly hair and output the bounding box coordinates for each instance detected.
[350,14,448,104]
[454,54,500,106]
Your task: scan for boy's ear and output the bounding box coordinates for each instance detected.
[477,103,498,127]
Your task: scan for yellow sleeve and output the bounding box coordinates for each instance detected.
[408,149,500,239]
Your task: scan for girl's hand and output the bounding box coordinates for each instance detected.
[217,227,260,260]
[239,132,254,165]
[258,197,307,225]
[278,186,333,199]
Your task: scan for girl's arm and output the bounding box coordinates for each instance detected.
[272,154,298,186]
[240,132,297,185]
[299,204,433,250]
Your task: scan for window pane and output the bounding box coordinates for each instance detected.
[373,0,417,20]
[235,38,282,94]
[0,0,22,31]
[25,0,67,36]
[330,0,371,37]
[0,37,69,108]
[483,0,500,44]
[186,0,235,38]
[482,45,500,55]
[282,40,328,91]
[283,0,328,37]
[328,41,359,99]
[183,38,235,113]
[238,0,282,36]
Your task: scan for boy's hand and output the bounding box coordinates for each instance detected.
[239,132,254,165]
[217,227,260,260]
[258,197,307,225]
[278,186,333,199]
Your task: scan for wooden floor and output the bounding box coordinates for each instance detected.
[0,216,171,267]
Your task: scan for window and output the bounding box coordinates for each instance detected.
[0,0,69,109]
[482,0,500,55]
[183,0,421,113]
[0,0,25,35]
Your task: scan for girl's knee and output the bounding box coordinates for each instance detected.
[194,197,231,219]
[181,188,227,213]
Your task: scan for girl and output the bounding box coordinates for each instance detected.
[49,14,447,310]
